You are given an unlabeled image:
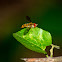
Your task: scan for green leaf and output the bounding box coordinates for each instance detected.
[13,27,52,54]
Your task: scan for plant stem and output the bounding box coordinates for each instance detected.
[46,54,49,57]
[50,44,60,57]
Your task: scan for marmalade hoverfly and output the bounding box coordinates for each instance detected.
[21,16,38,28]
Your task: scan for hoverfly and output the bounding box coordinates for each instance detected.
[21,16,38,28]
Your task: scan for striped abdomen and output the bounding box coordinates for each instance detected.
[21,23,31,28]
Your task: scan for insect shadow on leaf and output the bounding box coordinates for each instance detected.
[24,28,30,35]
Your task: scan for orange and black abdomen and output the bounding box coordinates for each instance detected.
[21,24,26,28]
[21,24,24,28]
[21,23,29,28]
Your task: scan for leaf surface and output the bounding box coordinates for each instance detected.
[13,27,52,54]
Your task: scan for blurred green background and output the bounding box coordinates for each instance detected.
[0,0,62,62]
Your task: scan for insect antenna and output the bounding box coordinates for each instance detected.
[26,16,31,22]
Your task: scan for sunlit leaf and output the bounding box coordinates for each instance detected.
[13,27,52,54]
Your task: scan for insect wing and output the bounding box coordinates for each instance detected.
[26,16,31,22]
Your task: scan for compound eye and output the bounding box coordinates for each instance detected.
[34,23,36,27]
